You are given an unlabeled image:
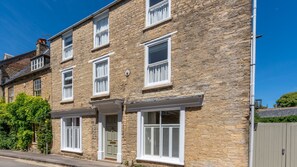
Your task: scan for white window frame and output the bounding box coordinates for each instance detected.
[145,0,171,27]
[8,86,14,103]
[62,31,73,61]
[144,37,171,87]
[92,56,110,96]
[60,117,82,153]
[31,56,44,71]
[136,107,185,165]
[33,78,41,96]
[61,68,73,101]
[93,11,109,48]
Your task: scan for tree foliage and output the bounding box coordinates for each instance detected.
[0,93,52,153]
[276,92,297,108]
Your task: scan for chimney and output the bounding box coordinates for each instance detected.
[36,38,48,55]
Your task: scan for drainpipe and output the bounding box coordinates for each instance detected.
[249,0,257,166]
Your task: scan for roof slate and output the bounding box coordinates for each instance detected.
[257,107,297,118]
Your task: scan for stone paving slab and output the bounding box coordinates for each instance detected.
[0,150,122,167]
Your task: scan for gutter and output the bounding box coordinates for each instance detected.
[249,0,257,166]
[49,0,121,41]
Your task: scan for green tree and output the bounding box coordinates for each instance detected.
[276,92,297,108]
[0,93,52,153]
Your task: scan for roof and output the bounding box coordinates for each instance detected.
[3,63,50,85]
[49,0,120,41]
[257,107,297,118]
[0,50,35,66]
[31,49,50,60]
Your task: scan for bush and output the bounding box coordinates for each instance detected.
[0,93,52,153]
[255,112,297,123]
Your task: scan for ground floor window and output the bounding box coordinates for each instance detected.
[61,117,82,152]
[137,109,185,165]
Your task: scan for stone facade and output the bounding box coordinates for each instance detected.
[3,69,51,102]
[50,0,251,166]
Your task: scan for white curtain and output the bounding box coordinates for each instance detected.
[148,62,168,84]
[96,16,109,46]
[149,0,169,25]
[95,60,108,93]
[64,45,73,60]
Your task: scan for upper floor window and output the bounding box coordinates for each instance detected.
[145,37,171,87]
[94,12,109,48]
[33,79,41,96]
[146,0,170,26]
[93,57,109,95]
[8,86,14,103]
[62,32,73,61]
[31,57,44,71]
[62,69,73,101]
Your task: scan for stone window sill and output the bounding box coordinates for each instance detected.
[91,93,110,100]
[61,149,82,154]
[61,57,73,64]
[142,82,173,91]
[60,99,74,104]
[143,17,172,32]
[136,157,183,166]
[91,43,110,52]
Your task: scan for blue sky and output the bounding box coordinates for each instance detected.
[0,0,296,107]
[256,0,297,107]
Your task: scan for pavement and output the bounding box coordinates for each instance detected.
[0,156,63,167]
[0,150,122,167]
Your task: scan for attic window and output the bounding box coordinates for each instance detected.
[31,56,44,71]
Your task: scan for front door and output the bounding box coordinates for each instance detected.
[105,115,118,159]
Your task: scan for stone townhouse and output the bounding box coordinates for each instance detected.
[0,39,51,151]
[2,39,51,103]
[49,0,251,166]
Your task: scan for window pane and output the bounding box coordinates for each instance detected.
[64,45,73,59]
[65,118,72,126]
[144,112,160,125]
[153,127,160,156]
[74,118,80,126]
[148,0,169,25]
[95,60,108,93]
[144,127,151,155]
[172,128,179,157]
[64,71,73,85]
[161,111,179,124]
[95,60,108,78]
[150,0,163,7]
[96,17,108,32]
[64,87,72,99]
[95,16,109,46]
[64,35,72,46]
[96,31,109,46]
[148,61,168,83]
[162,127,169,157]
[148,42,168,64]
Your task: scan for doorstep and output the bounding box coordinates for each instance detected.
[0,150,122,167]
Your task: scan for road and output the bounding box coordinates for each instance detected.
[0,156,64,167]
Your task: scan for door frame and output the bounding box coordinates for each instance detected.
[98,110,122,163]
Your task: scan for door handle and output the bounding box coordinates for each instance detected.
[282,148,285,155]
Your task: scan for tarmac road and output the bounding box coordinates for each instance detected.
[0,156,64,167]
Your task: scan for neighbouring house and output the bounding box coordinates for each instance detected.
[0,51,36,99]
[0,38,51,151]
[257,107,297,118]
[49,0,251,166]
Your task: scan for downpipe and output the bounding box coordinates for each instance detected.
[249,0,257,166]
